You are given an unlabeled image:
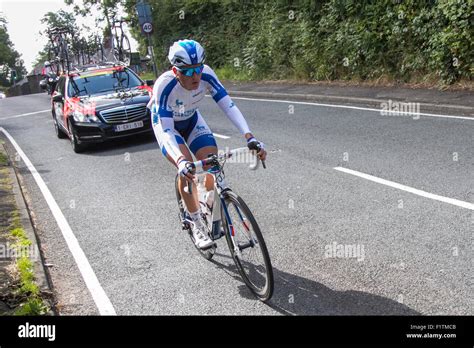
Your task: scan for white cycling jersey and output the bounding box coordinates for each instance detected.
[148,65,251,163]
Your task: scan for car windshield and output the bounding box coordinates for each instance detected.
[68,68,142,97]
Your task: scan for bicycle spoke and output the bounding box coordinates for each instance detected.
[224,197,273,300]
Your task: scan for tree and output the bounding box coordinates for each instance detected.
[64,0,125,38]
[0,15,26,86]
[36,9,80,69]
[40,9,79,31]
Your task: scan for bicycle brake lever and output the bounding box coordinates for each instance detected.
[249,153,260,171]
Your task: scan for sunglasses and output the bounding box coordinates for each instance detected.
[176,65,204,77]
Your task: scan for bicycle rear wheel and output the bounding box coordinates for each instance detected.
[221,191,274,301]
[174,175,216,260]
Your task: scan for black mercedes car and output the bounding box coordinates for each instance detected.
[51,63,154,153]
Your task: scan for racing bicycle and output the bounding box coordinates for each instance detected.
[112,18,131,65]
[47,27,71,73]
[175,146,274,302]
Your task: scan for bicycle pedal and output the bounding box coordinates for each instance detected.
[200,241,217,251]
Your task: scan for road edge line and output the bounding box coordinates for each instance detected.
[0,127,117,315]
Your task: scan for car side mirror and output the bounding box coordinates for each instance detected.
[52,94,63,102]
[145,79,154,87]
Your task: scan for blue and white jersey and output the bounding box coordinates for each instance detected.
[148,65,251,163]
[148,65,243,123]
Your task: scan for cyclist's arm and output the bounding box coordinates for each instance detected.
[201,66,251,136]
[149,77,185,165]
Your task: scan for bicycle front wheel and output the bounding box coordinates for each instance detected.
[221,191,274,301]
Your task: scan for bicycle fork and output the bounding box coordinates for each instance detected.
[219,194,257,260]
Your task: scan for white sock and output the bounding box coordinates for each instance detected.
[189,210,202,222]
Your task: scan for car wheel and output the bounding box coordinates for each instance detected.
[68,122,87,153]
[53,111,67,139]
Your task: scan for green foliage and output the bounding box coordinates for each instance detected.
[17,257,38,295]
[40,9,79,31]
[0,152,8,166]
[0,15,27,86]
[214,65,253,81]
[66,0,124,38]
[9,226,50,315]
[139,71,155,81]
[71,0,473,85]
[14,297,49,316]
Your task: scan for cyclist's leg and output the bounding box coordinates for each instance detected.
[187,111,218,193]
[195,147,216,191]
[168,145,201,214]
[152,119,200,213]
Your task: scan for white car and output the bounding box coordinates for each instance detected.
[0,92,6,99]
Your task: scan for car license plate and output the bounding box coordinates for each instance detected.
[114,121,144,132]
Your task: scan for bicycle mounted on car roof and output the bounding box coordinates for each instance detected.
[43,21,133,78]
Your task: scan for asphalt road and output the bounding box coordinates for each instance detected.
[0,92,472,315]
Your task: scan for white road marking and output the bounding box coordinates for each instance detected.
[213,133,230,139]
[2,110,50,120]
[219,96,474,121]
[334,167,474,210]
[0,127,117,315]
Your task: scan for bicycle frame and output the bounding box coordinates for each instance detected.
[185,147,260,240]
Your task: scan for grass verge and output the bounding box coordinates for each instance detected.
[8,209,49,315]
[0,152,8,166]
[0,145,50,315]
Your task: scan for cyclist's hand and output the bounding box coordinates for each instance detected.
[247,137,267,161]
[177,159,195,183]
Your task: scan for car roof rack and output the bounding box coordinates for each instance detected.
[67,61,128,76]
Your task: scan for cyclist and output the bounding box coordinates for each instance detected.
[148,39,266,249]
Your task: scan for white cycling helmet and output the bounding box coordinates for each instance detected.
[168,39,205,67]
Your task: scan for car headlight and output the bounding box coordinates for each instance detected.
[72,110,100,123]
